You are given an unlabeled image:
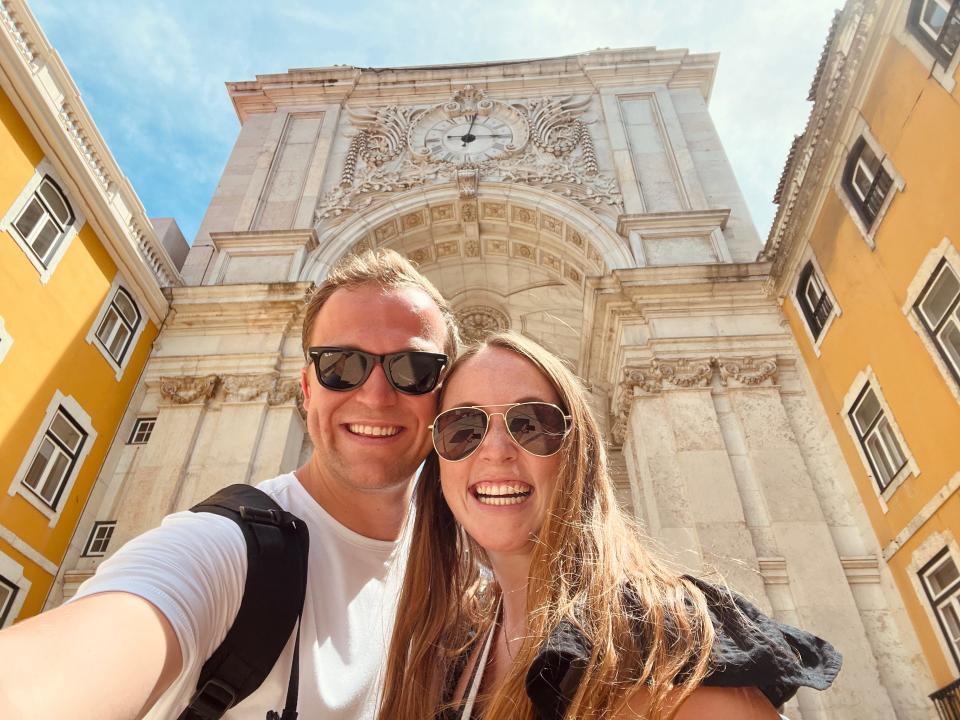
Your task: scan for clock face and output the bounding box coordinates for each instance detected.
[410,106,528,164]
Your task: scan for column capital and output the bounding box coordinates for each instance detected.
[158,375,219,405]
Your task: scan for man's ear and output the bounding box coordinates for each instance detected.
[301,365,311,409]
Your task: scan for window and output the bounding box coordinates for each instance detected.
[915,260,960,385]
[9,391,97,526]
[848,384,908,492]
[796,261,835,340]
[95,288,141,364]
[0,574,17,627]
[128,417,156,445]
[908,0,960,66]
[920,549,960,667]
[842,138,894,230]
[82,521,117,557]
[11,176,75,268]
[21,407,88,510]
[1,160,85,283]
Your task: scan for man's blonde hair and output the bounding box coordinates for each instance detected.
[301,249,460,359]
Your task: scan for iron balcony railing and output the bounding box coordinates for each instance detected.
[932,677,960,720]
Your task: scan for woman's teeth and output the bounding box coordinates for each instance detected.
[473,483,532,505]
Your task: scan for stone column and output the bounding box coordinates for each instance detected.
[718,357,899,720]
[110,375,218,549]
[172,374,305,507]
[617,358,767,598]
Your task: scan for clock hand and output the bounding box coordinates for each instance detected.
[460,114,479,146]
[446,133,512,139]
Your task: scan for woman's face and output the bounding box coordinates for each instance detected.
[438,346,565,558]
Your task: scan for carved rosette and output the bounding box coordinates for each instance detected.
[159,375,219,405]
[455,306,511,345]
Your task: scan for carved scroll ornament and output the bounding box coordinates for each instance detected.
[159,375,219,405]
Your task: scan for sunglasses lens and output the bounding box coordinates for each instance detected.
[506,403,568,456]
[387,352,444,394]
[433,407,487,461]
[316,350,370,390]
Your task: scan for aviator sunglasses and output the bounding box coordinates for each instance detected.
[430,402,572,462]
[308,346,448,395]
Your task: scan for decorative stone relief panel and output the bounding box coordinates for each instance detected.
[316,86,622,223]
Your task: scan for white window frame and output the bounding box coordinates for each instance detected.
[908,532,960,676]
[127,417,156,445]
[85,274,146,380]
[790,250,842,355]
[921,549,960,670]
[896,0,960,92]
[8,391,98,527]
[81,520,117,558]
[903,239,960,403]
[0,315,12,365]
[0,159,85,284]
[0,549,31,629]
[834,123,904,248]
[841,367,919,510]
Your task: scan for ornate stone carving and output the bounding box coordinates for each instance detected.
[268,378,303,407]
[609,356,780,444]
[717,356,779,388]
[316,88,621,223]
[456,168,479,198]
[456,305,510,344]
[222,374,279,403]
[160,375,219,405]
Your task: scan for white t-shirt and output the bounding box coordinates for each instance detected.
[72,473,411,719]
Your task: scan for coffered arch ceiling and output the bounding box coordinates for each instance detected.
[302,182,630,370]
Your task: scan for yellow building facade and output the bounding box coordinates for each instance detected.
[766,0,960,707]
[0,0,180,625]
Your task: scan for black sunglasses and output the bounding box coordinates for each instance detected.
[430,402,571,462]
[308,346,448,395]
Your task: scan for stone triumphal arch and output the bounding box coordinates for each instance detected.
[52,50,936,717]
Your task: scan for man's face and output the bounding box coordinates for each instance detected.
[300,283,448,495]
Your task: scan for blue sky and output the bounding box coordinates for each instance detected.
[30,0,840,247]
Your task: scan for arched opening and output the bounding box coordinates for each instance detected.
[302,182,631,369]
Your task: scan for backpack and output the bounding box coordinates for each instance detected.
[176,484,310,720]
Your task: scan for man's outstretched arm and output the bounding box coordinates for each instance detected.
[0,591,182,720]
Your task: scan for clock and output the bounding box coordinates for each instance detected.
[409,102,529,165]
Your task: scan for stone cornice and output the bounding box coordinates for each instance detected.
[0,0,182,322]
[209,228,318,253]
[162,281,312,334]
[227,48,718,123]
[760,0,894,297]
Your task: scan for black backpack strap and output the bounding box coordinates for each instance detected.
[177,484,310,720]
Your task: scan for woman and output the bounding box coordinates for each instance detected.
[379,332,840,719]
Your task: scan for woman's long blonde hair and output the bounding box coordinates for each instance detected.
[378,332,714,719]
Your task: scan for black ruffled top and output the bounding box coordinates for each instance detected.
[444,576,841,719]
[525,576,842,719]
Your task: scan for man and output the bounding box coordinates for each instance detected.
[0,250,459,719]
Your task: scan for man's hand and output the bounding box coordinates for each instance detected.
[0,592,182,720]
